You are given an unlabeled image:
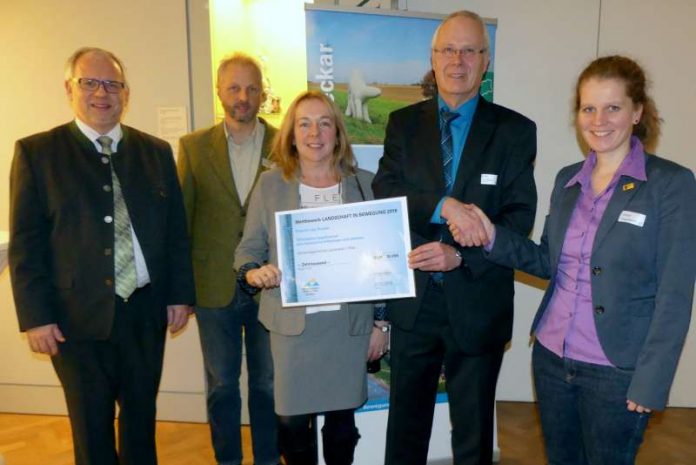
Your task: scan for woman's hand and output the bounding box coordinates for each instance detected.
[245,264,282,289]
[367,323,390,361]
[627,400,652,414]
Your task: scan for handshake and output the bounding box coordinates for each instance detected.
[442,197,494,248]
[407,197,494,273]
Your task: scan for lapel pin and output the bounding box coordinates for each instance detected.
[622,182,635,192]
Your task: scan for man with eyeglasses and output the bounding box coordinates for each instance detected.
[177,53,280,465]
[373,10,537,465]
[8,47,195,465]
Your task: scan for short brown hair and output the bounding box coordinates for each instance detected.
[272,90,357,181]
[574,55,661,149]
[216,52,263,88]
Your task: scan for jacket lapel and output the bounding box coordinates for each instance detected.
[592,176,643,253]
[551,183,581,269]
[451,98,495,196]
[209,123,241,205]
[242,119,275,211]
[415,100,447,192]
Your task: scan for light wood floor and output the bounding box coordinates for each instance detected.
[0,402,694,464]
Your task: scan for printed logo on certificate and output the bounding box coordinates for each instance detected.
[275,197,416,307]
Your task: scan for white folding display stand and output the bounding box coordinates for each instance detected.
[316,400,499,464]
[341,149,501,464]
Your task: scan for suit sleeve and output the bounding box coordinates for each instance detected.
[176,137,195,235]
[161,143,196,305]
[487,218,551,280]
[8,141,56,331]
[460,119,538,279]
[628,168,696,409]
[485,166,565,280]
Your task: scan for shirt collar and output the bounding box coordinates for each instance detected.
[565,136,647,189]
[74,118,122,153]
[437,93,479,122]
[223,118,259,146]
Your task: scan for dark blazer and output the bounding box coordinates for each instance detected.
[372,97,537,353]
[9,122,195,340]
[177,119,276,308]
[487,152,696,409]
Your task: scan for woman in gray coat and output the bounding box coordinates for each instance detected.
[235,90,388,465]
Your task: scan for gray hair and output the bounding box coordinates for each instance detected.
[431,10,491,53]
[64,47,127,84]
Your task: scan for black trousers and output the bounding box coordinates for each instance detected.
[51,286,167,465]
[385,283,504,465]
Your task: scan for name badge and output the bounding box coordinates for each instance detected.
[481,174,498,186]
[618,210,646,227]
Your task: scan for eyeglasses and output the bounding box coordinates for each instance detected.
[72,78,126,94]
[433,46,487,59]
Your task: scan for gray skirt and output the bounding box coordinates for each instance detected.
[270,308,370,416]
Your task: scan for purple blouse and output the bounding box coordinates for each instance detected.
[536,137,647,365]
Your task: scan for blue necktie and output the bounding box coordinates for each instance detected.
[440,109,460,194]
[432,109,460,285]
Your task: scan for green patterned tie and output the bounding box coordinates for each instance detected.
[98,136,137,299]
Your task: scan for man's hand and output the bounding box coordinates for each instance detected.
[449,203,496,247]
[408,241,462,272]
[441,198,488,247]
[246,264,282,289]
[26,323,65,356]
[167,305,192,334]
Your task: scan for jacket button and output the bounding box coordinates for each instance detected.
[105,278,113,287]
[241,211,247,217]
[594,305,605,315]
[238,232,243,238]
[104,248,112,256]
[592,266,602,276]
[103,184,112,192]
[104,215,113,223]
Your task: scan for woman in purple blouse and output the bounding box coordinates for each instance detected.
[452,56,696,464]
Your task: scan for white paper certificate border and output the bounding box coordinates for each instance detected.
[275,197,415,307]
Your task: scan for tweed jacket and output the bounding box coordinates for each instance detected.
[177,118,276,307]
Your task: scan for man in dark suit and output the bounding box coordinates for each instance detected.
[177,53,279,465]
[372,11,537,465]
[8,47,195,465]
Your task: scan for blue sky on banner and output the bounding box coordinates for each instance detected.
[306,9,497,86]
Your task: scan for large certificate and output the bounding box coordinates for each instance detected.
[275,197,415,307]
